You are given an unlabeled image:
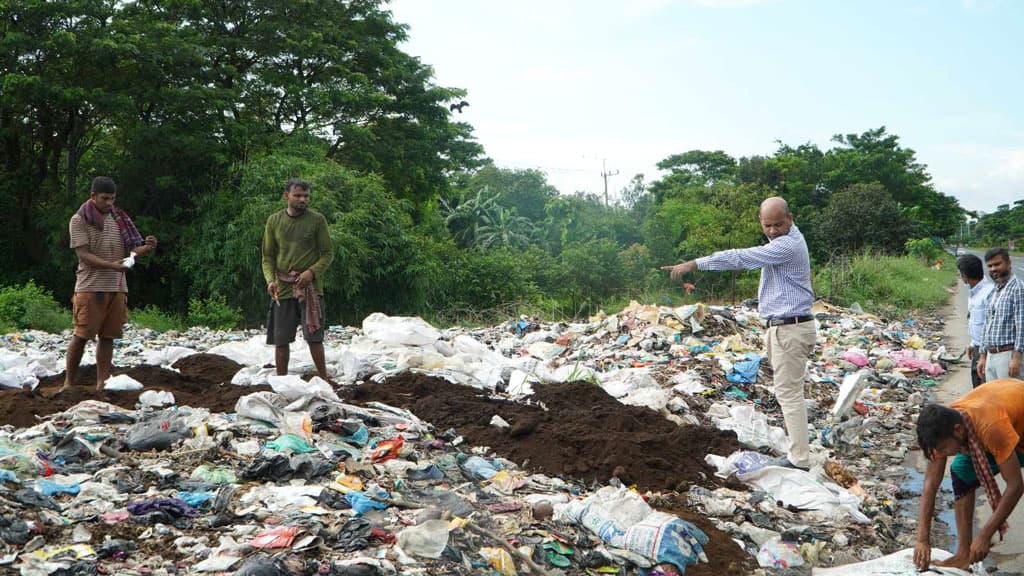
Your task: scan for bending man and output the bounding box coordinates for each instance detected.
[914,379,1024,569]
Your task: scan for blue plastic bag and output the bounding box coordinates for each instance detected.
[176,490,215,509]
[346,490,388,515]
[726,353,761,384]
[36,479,80,497]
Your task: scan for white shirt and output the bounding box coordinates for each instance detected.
[968,278,995,348]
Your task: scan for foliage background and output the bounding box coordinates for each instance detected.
[1,0,977,329]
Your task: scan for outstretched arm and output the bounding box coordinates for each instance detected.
[914,455,948,570]
[972,455,1024,563]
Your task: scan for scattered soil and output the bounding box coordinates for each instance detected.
[2,355,752,574]
[171,353,246,386]
[0,354,269,428]
[345,372,749,575]
[344,372,742,492]
[651,493,759,576]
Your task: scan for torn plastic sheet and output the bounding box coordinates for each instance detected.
[709,455,869,523]
[713,404,790,454]
[832,371,872,418]
[812,548,971,575]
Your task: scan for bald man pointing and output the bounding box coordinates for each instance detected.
[662,197,816,469]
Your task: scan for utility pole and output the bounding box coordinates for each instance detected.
[601,158,619,206]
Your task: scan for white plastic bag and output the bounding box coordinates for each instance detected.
[104,374,144,391]
[599,368,658,398]
[670,371,708,395]
[714,405,790,454]
[268,375,339,402]
[396,520,449,559]
[757,539,804,568]
[362,313,440,346]
[230,365,276,386]
[138,390,176,407]
[143,346,196,367]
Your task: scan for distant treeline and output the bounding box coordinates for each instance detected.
[1,1,964,323]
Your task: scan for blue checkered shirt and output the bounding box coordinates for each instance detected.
[696,224,814,320]
[982,275,1024,351]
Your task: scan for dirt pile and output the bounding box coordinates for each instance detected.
[345,372,741,492]
[0,354,267,427]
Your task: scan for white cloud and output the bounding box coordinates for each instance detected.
[926,142,1024,212]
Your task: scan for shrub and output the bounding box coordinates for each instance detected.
[131,305,186,332]
[0,281,70,333]
[430,248,540,324]
[187,294,243,330]
[905,238,943,263]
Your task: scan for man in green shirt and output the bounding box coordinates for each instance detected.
[262,179,334,379]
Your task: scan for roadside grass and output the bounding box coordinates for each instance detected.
[814,253,956,316]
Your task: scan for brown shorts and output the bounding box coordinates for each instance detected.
[72,292,127,340]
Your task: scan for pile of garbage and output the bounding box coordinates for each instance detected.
[0,300,964,574]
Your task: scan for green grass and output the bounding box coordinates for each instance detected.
[130,304,186,332]
[813,253,956,316]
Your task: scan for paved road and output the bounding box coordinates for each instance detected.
[958,248,1024,278]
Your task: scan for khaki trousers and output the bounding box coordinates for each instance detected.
[764,321,816,468]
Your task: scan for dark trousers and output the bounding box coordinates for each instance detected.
[969,346,983,388]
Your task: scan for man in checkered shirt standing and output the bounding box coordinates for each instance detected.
[662,197,816,470]
[978,247,1024,381]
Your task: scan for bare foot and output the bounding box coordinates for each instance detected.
[45,383,71,399]
[935,552,970,569]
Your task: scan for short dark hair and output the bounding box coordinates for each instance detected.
[90,176,117,196]
[957,254,985,281]
[285,178,310,194]
[984,247,1010,263]
[917,403,962,459]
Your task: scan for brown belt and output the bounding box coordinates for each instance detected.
[987,344,1016,354]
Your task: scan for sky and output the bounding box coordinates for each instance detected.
[388,0,1023,214]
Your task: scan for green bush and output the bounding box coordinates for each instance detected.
[905,238,943,263]
[430,247,540,325]
[132,305,186,332]
[187,294,243,330]
[0,281,70,333]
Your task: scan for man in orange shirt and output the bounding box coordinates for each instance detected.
[913,378,1024,570]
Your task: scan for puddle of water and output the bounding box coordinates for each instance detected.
[901,451,958,549]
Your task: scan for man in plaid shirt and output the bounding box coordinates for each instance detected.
[978,248,1024,381]
[662,197,816,470]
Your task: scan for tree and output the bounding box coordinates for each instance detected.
[474,207,535,250]
[619,174,647,209]
[812,183,910,257]
[455,165,558,222]
[656,150,737,186]
[824,127,961,237]
[441,186,501,248]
